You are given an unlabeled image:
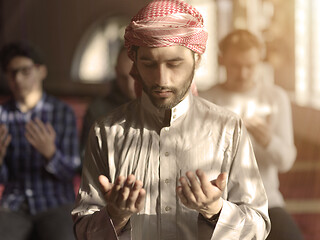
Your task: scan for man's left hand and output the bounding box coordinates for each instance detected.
[177,169,227,219]
[25,118,56,160]
[244,116,271,148]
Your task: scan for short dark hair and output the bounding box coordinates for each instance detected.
[219,29,263,56]
[0,42,45,71]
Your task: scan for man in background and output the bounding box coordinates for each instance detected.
[0,42,80,240]
[201,29,303,240]
[80,46,136,154]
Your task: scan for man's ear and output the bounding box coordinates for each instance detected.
[132,50,137,63]
[38,65,48,81]
[115,64,119,75]
[194,53,201,68]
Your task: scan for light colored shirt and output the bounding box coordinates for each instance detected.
[72,92,270,240]
[200,81,296,208]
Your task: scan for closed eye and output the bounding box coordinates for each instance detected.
[167,60,183,68]
[141,60,156,68]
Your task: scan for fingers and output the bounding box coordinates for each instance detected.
[108,175,126,203]
[3,134,11,148]
[117,175,136,208]
[177,186,188,205]
[135,189,146,210]
[246,117,269,132]
[99,175,113,193]
[0,125,11,146]
[179,175,196,204]
[187,171,203,194]
[25,119,42,141]
[34,118,47,133]
[46,122,56,137]
[178,170,228,202]
[0,125,8,138]
[130,182,146,211]
[196,169,211,196]
[103,175,146,214]
[25,118,50,138]
[215,172,227,191]
[245,117,271,147]
[0,125,11,160]
[0,124,7,138]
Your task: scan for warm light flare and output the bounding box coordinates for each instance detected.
[79,33,109,82]
[295,0,320,105]
[312,1,320,98]
[186,0,218,91]
[295,0,309,101]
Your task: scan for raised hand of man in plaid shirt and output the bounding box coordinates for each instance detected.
[0,124,11,165]
[25,118,56,160]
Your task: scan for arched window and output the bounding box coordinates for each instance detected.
[71,16,129,83]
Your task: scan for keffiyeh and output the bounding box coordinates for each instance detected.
[124,0,208,60]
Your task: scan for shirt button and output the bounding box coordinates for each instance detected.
[165,179,170,184]
[165,206,171,212]
[164,127,169,131]
[173,114,176,119]
[164,152,170,157]
[25,189,33,197]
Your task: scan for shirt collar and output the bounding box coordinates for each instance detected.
[141,90,191,126]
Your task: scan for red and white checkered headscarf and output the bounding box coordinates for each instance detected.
[124,0,208,60]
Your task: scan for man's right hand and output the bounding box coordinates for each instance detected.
[0,124,12,166]
[99,174,146,234]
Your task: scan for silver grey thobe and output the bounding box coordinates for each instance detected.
[72,92,270,240]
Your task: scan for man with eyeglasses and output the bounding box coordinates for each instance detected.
[0,42,80,240]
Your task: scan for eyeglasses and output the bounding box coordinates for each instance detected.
[6,64,36,79]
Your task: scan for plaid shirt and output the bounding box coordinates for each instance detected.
[0,93,81,215]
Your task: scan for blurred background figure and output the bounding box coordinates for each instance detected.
[80,45,136,154]
[0,42,80,240]
[200,29,303,240]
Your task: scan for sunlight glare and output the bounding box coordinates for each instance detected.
[79,33,109,82]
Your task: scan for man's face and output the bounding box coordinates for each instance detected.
[136,46,196,109]
[221,47,260,91]
[5,56,45,101]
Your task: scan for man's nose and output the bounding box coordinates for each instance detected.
[155,64,169,85]
[12,71,25,83]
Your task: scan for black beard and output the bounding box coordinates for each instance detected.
[140,65,195,110]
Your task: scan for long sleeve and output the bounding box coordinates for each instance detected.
[252,86,296,172]
[45,106,81,180]
[73,123,120,240]
[200,123,270,240]
[74,207,119,240]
